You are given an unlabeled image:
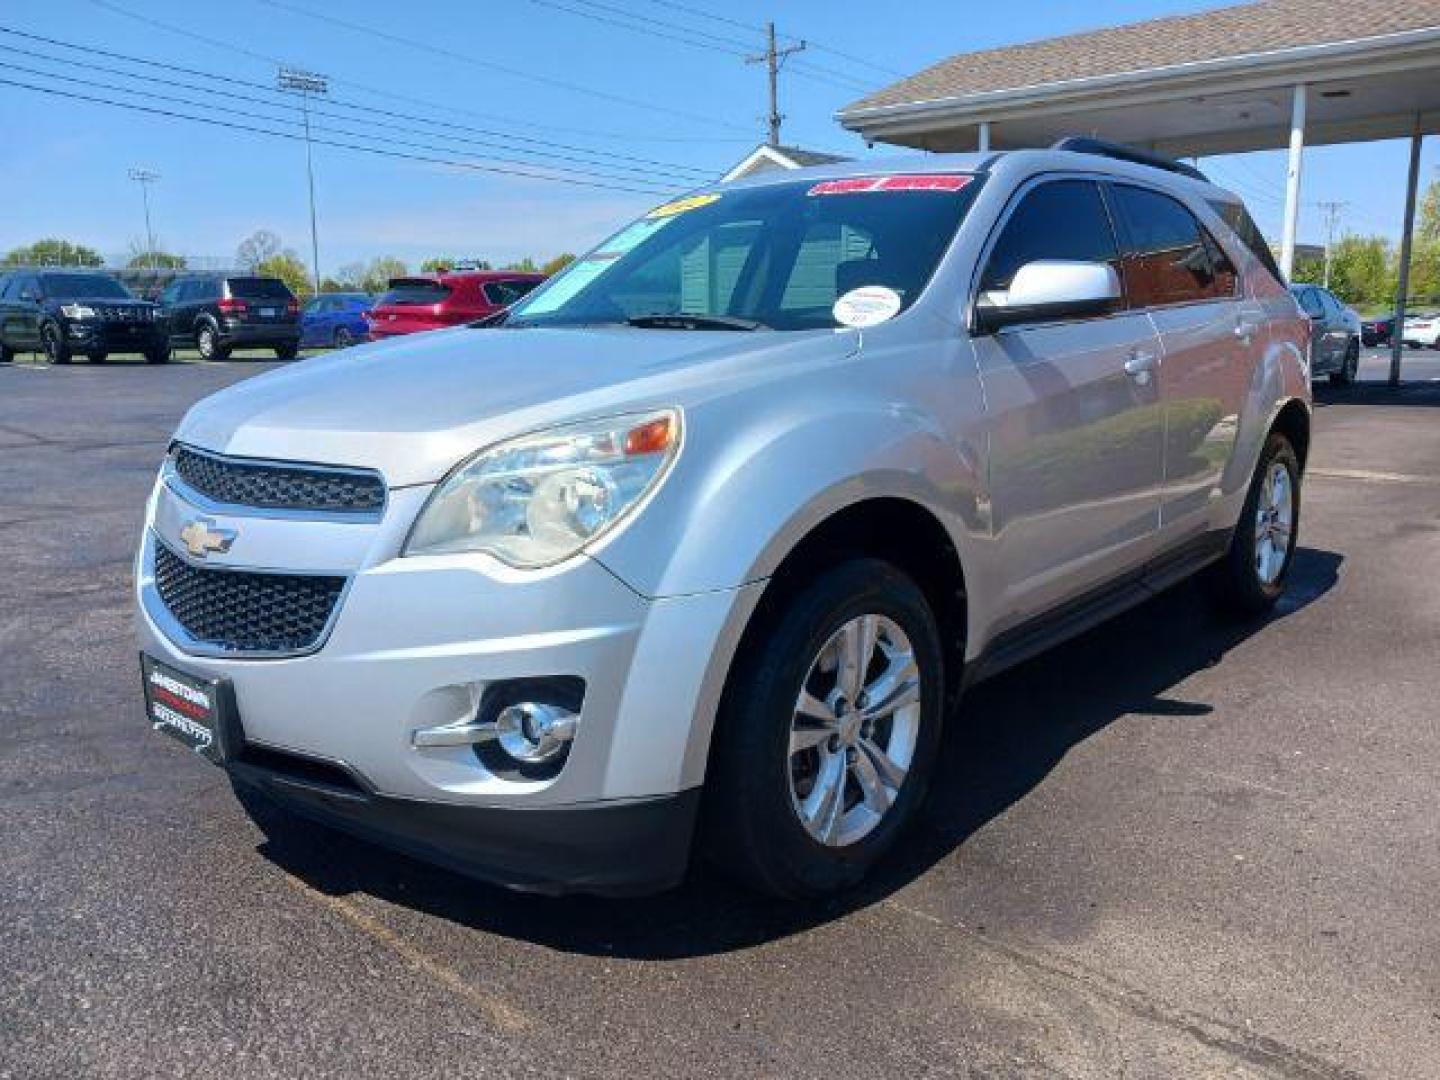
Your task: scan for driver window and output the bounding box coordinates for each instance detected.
[979,179,1119,297]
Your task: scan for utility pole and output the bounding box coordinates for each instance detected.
[1316,200,1348,288]
[277,67,328,295]
[127,168,160,270]
[746,22,806,146]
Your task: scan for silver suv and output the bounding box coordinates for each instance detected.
[136,144,1311,898]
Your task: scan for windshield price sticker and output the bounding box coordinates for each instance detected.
[809,174,973,196]
[833,286,903,329]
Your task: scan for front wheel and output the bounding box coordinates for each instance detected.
[1206,433,1301,616]
[41,322,72,364]
[274,342,300,361]
[196,323,229,362]
[705,559,945,898]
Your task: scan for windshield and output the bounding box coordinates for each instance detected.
[39,273,132,300]
[507,174,981,331]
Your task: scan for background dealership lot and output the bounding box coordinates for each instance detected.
[2,351,1437,1078]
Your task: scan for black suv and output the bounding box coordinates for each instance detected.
[159,275,301,361]
[0,269,168,364]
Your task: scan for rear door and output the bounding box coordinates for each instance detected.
[972,176,1165,622]
[1107,182,1252,539]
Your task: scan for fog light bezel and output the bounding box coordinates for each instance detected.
[474,676,585,781]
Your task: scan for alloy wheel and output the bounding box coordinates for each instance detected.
[788,614,922,847]
[1254,461,1294,585]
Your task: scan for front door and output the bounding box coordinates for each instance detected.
[972,177,1164,623]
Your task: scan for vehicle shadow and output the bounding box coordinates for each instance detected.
[1313,379,1440,408]
[252,546,1343,959]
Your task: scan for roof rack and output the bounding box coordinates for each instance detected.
[1050,137,1208,183]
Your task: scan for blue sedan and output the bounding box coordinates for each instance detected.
[299,293,372,349]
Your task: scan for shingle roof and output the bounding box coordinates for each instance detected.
[770,146,850,167]
[842,0,1440,113]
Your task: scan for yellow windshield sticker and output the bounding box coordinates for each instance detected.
[645,193,720,219]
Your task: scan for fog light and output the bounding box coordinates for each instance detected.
[494,702,578,765]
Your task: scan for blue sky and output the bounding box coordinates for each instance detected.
[1,0,1434,274]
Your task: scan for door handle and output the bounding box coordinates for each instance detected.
[1235,318,1259,341]
[1123,349,1156,385]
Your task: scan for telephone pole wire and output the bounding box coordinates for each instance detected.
[746,22,806,146]
[277,67,328,294]
[127,168,160,269]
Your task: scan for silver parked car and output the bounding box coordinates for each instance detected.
[136,142,1312,898]
[1290,283,1361,383]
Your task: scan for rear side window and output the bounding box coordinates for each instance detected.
[979,179,1119,293]
[229,277,293,301]
[380,279,453,306]
[482,280,540,306]
[1294,287,1324,318]
[1109,185,1236,308]
[1208,198,1284,285]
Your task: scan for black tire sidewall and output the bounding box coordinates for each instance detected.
[707,559,945,898]
[1218,433,1301,612]
[42,323,70,364]
[333,327,352,348]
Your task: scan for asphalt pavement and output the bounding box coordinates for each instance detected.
[2,349,1438,1079]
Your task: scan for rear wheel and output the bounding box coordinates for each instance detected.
[1207,433,1300,616]
[332,326,354,349]
[705,559,944,898]
[1330,340,1358,385]
[87,352,108,364]
[275,342,300,361]
[41,322,71,364]
[0,341,15,363]
[196,323,228,362]
[144,346,171,365]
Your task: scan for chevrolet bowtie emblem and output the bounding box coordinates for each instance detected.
[178,517,237,559]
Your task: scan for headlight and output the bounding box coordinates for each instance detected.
[404,409,682,567]
[60,304,97,319]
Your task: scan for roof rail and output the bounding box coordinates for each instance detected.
[1050,137,1208,182]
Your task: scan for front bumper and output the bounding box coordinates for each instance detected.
[136,473,760,891]
[66,320,166,351]
[231,756,700,895]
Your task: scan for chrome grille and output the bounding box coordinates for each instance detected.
[170,444,385,517]
[153,542,346,654]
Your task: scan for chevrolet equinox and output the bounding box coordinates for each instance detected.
[136,142,1312,898]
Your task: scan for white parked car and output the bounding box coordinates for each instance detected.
[1400,312,1440,348]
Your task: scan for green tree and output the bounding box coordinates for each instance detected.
[1408,172,1440,304]
[2,238,104,267]
[541,253,576,276]
[1324,235,1393,307]
[127,251,187,270]
[421,256,455,272]
[255,251,312,297]
[504,256,539,273]
[360,256,408,294]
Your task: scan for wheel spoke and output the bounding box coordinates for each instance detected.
[802,753,847,844]
[858,736,908,790]
[789,721,832,756]
[839,616,878,701]
[861,654,920,719]
[795,688,832,725]
[850,747,893,814]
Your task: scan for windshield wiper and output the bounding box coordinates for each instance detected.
[625,313,767,331]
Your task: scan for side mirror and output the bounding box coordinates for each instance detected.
[974,260,1121,334]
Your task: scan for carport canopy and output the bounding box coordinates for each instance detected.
[839,0,1440,385]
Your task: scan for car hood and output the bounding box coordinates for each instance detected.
[177,325,854,486]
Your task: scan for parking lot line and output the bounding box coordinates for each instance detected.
[1308,467,1439,486]
[280,874,533,1034]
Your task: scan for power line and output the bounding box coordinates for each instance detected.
[633,0,905,78]
[0,51,692,190]
[0,28,716,182]
[0,75,686,196]
[252,0,757,133]
[81,0,749,145]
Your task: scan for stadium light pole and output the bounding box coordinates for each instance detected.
[277,67,328,295]
[127,168,160,270]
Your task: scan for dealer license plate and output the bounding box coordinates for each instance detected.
[141,655,225,762]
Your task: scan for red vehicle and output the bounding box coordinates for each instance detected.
[365,271,545,340]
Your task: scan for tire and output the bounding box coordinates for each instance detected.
[1206,433,1301,617]
[704,558,945,898]
[1329,340,1358,385]
[0,341,15,363]
[145,346,171,365]
[41,322,71,364]
[332,326,354,349]
[196,323,228,362]
[275,342,300,361]
[87,352,108,364]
